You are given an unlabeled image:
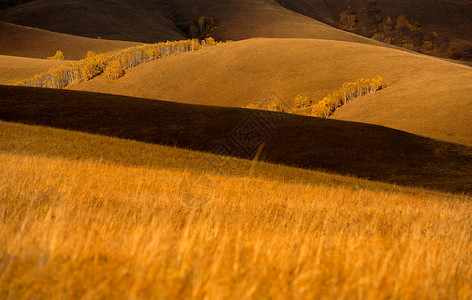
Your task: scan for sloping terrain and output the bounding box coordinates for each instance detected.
[0,55,70,84]
[0,22,139,59]
[69,38,472,146]
[1,121,470,299]
[0,1,183,43]
[0,0,379,45]
[2,0,471,52]
[0,120,410,192]
[193,0,379,44]
[1,85,471,193]
[276,0,472,50]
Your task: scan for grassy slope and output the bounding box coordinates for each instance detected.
[1,85,471,193]
[0,0,380,45]
[0,55,73,85]
[2,0,470,50]
[0,120,411,193]
[0,121,471,299]
[0,1,183,43]
[69,38,472,146]
[276,0,472,50]
[196,0,380,44]
[0,22,140,60]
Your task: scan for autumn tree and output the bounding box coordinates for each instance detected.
[16,39,228,88]
[104,61,124,80]
[339,6,358,31]
[47,50,65,60]
[86,51,96,59]
[311,77,386,118]
[294,93,312,109]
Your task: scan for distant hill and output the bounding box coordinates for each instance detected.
[0,0,380,45]
[0,22,139,59]
[68,38,472,146]
[1,85,471,193]
[276,0,472,60]
[0,1,184,43]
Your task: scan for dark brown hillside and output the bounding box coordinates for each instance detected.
[0,1,184,42]
[0,22,140,59]
[0,0,380,45]
[276,0,472,57]
[1,85,471,193]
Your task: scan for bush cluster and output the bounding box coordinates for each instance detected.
[311,77,386,118]
[337,1,469,59]
[47,50,65,61]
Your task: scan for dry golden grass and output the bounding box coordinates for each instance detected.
[0,55,71,85]
[0,121,471,299]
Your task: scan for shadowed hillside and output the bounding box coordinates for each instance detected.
[0,1,183,43]
[1,122,470,299]
[276,0,472,59]
[0,0,380,45]
[0,22,139,59]
[69,38,472,146]
[1,85,471,193]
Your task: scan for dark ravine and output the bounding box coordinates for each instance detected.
[1,85,471,193]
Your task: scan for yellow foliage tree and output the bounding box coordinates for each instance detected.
[104,61,124,80]
[311,77,386,118]
[16,39,228,88]
[86,51,96,59]
[294,93,312,109]
[47,50,65,60]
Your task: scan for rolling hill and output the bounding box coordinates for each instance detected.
[1,119,470,299]
[2,0,471,53]
[276,0,472,52]
[1,85,471,193]
[68,38,472,146]
[0,55,71,85]
[1,1,471,298]
[0,0,381,45]
[0,1,183,43]
[0,22,139,60]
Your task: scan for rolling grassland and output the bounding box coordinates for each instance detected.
[68,38,472,146]
[0,121,471,299]
[0,22,139,60]
[2,86,472,193]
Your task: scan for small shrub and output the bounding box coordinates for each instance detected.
[47,50,65,60]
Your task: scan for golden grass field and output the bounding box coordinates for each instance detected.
[0,120,471,299]
[1,1,471,298]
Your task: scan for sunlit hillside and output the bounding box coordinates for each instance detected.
[0,55,71,85]
[0,120,471,299]
[68,38,472,145]
[2,86,471,193]
[1,1,471,298]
